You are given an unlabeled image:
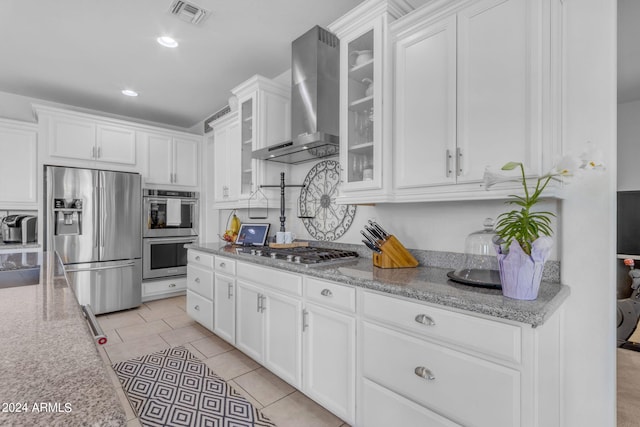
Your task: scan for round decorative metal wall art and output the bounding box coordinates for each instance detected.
[299,160,357,241]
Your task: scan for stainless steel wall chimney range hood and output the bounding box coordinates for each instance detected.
[252,26,340,164]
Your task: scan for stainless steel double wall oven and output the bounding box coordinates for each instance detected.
[142,189,198,280]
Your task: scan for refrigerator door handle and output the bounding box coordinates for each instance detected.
[94,186,99,249]
[66,262,137,273]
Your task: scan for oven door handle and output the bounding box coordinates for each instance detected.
[66,262,137,273]
[144,237,198,244]
[145,198,198,205]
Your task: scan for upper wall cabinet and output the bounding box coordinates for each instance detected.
[391,0,561,202]
[144,132,200,188]
[231,75,290,201]
[210,111,241,206]
[35,105,139,172]
[330,0,414,204]
[0,118,38,209]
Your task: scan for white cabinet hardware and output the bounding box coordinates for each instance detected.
[414,366,436,381]
[415,314,436,326]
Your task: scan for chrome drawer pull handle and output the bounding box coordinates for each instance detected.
[195,255,201,261]
[169,283,176,288]
[194,305,200,311]
[195,277,200,283]
[415,314,435,326]
[320,289,333,297]
[414,366,435,381]
[219,262,226,268]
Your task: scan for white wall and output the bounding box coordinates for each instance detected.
[560,0,617,426]
[618,99,640,190]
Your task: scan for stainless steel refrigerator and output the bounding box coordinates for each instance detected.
[44,166,142,314]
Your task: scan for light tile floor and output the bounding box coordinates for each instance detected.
[96,295,349,427]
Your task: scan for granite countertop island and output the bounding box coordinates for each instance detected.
[188,242,570,327]
[0,251,126,426]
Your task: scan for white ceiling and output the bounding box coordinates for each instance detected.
[619,0,640,104]
[0,0,370,129]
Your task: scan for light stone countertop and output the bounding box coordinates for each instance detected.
[0,251,127,426]
[188,242,569,327]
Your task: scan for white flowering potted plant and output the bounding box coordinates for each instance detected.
[484,143,604,300]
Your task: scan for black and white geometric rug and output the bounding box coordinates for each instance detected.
[112,346,277,427]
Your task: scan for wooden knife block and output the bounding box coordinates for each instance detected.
[372,235,419,269]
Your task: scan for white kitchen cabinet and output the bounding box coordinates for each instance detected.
[213,255,237,344]
[35,105,139,171]
[357,289,562,427]
[330,0,413,204]
[142,276,186,302]
[185,249,215,330]
[391,0,558,201]
[0,119,38,209]
[210,112,240,205]
[145,132,199,188]
[231,75,290,202]
[236,261,302,388]
[302,277,357,424]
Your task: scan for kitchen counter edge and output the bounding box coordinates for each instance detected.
[186,243,569,327]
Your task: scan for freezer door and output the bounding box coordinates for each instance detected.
[46,166,99,264]
[99,170,142,261]
[65,259,142,315]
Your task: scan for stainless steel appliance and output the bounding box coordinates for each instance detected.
[143,235,197,279]
[252,26,340,164]
[2,215,37,243]
[143,189,198,237]
[44,166,142,314]
[236,246,358,267]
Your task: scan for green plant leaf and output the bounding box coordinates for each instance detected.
[502,162,522,171]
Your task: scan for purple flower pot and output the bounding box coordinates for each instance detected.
[494,237,553,300]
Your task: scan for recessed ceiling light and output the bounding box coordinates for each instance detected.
[157,36,179,48]
[121,89,139,97]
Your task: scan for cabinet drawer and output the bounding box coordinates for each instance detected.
[142,277,186,297]
[362,322,520,427]
[186,290,213,331]
[188,250,214,269]
[361,291,521,363]
[361,378,460,427]
[214,256,236,275]
[304,277,355,313]
[237,262,302,296]
[187,265,213,299]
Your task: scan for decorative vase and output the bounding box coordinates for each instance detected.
[494,236,553,300]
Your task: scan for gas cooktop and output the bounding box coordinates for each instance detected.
[235,246,359,267]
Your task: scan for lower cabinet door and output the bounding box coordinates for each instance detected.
[303,303,355,424]
[235,280,264,362]
[214,273,235,345]
[362,321,520,427]
[186,290,213,331]
[361,378,461,427]
[264,290,302,389]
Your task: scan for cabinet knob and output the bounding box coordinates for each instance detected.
[414,366,435,381]
[195,277,200,283]
[169,283,176,288]
[415,314,435,326]
[320,289,333,297]
[194,305,200,311]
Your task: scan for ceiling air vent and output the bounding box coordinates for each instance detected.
[169,0,209,25]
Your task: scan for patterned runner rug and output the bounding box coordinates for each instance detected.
[113,346,277,427]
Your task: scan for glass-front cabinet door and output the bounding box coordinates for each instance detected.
[342,26,381,192]
[332,0,414,204]
[240,95,255,199]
